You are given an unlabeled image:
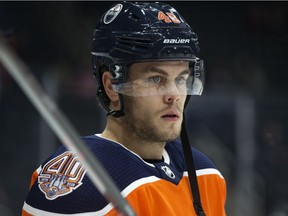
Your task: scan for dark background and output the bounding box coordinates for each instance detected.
[1,1,288,215]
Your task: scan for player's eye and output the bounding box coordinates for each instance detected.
[148,76,163,84]
[175,75,187,85]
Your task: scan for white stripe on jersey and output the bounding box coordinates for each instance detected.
[23,202,97,216]
[184,168,224,179]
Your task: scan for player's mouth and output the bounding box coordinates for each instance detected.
[161,112,180,122]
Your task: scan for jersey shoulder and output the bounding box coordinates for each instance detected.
[24,135,154,214]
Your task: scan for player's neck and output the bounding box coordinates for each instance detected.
[101,118,165,160]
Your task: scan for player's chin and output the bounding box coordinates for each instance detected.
[165,134,180,142]
[162,129,181,141]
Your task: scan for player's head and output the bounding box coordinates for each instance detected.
[92,2,204,117]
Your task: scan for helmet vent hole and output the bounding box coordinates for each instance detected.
[129,13,141,21]
[116,36,154,51]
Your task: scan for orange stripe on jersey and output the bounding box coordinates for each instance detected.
[22,209,32,216]
[197,173,227,215]
[106,170,226,216]
[29,166,41,189]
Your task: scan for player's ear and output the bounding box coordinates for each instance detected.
[102,71,119,103]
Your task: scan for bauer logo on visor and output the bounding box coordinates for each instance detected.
[103,4,123,24]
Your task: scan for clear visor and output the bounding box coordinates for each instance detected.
[111,59,204,97]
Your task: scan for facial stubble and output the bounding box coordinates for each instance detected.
[122,97,183,143]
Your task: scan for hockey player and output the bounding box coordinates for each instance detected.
[22,2,226,215]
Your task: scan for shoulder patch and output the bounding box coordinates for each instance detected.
[38,151,86,200]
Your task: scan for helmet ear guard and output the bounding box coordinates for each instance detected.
[93,58,126,118]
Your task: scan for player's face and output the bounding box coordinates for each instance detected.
[121,61,189,142]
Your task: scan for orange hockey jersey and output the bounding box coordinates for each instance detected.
[22,135,226,215]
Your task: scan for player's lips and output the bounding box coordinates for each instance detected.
[161,111,180,121]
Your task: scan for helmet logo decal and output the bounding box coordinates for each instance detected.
[158,11,181,24]
[38,152,86,200]
[103,4,123,24]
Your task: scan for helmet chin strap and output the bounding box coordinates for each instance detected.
[181,113,206,216]
[181,96,206,216]
[107,93,125,118]
[96,87,125,118]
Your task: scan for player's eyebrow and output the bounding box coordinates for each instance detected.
[143,66,190,76]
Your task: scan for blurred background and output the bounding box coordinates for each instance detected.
[0,1,288,215]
